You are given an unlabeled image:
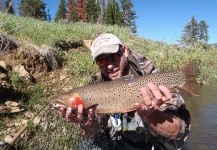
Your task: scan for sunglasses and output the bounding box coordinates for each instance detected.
[96,50,122,67]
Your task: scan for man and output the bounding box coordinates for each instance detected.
[59,33,190,150]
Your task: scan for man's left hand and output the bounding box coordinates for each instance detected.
[135,83,172,119]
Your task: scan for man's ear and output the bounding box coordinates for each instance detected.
[122,45,128,57]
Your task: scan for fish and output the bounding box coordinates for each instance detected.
[53,60,199,114]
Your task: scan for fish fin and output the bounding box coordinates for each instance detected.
[180,60,199,96]
[84,104,98,110]
[169,87,177,93]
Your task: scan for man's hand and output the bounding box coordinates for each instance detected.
[58,105,99,137]
[135,83,172,120]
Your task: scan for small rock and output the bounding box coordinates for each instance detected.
[6,123,14,128]
[21,119,28,125]
[33,116,41,125]
[15,122,21,126]
[0,60,11,70]
[0,73,7,80]
[10,107,24,113]
[60,73,67,80]
[24,111,33,118]
[7,128,12,132]
[5,135,13,143]
[5,101,19,107]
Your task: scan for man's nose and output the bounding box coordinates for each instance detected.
[107,64,114,69]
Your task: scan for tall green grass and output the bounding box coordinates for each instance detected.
[0,12,217,85]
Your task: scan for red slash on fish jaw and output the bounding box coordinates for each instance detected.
[67,93,85,108]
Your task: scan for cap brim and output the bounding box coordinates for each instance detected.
[92,44,119,61]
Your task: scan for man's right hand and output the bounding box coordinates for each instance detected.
[58,104,99,137]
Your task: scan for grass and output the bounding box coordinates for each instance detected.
[1,13,217,149]
[1,13,217,85]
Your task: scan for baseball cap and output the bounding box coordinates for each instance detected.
[90,33,122,61]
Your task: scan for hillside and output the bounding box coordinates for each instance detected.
[0,13,217,149]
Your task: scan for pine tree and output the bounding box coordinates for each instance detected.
[104,0,122,26]
[54,0,66,22]
[113,0,122,26]
[87,0,100,23]
[5,0,15,14]
[100,0,106,23]
[120,0,137,33]
[76,0,87,22]
[198,20,209,44]
[18,0,47,21]
[47,8,52,21]
[67,0,77,22]
[180,16,199,46]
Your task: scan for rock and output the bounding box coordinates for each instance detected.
[5,135,13,143]
[0,60,11,70]
[15,122,21,126]
[60,73,67,80]
[0,73,8,80]
[10,107,24,113]
[5,101,19,107]
[33,116,41,125]
[24,111,34,118]
[21,119,28,125]
[6,123,15,128]
[83,40,92,49]
[13,65,28,76]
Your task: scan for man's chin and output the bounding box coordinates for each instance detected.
[109,74,120,80]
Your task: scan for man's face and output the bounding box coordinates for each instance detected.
[95,46,129,80]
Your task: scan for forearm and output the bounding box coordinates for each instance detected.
[145,110,180,139]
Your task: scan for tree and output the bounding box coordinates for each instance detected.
[103,0,122,26]
[5,0,15,14]
[18,0,47,21]
[87,0,100,23]
[66,0,77,22]
[120,0,137,33]
[180,16,199,46]
[180,16,209,46]
[76,0,87,22]
[47,8,52,21]
[54,0,66,22]
[99,0,106,23]
[198,20,209,44]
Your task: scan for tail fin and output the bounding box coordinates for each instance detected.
[180,60,199,96]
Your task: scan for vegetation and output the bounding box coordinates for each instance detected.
[120,0,137,33]
[18,0,47,21]
[180,15,209,46]
[0,13,217,149]
[54,0,66,22]
[87,0,101,23]
[0,13,216,83]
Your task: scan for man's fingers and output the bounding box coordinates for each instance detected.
[77,104,84,119]
[59,107,66,117]
[159,85,172,101]
[147,83,163,100]
[141,87,152,106]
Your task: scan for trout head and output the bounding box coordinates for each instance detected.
[54,93,85,108]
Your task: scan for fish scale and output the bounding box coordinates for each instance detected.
[54,61,199,114]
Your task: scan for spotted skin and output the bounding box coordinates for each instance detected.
[54,61,198,114]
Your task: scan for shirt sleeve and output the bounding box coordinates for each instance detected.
[158,92,191,139]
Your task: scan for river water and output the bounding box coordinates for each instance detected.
[182,83,217,150]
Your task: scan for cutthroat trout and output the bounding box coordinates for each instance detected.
[54,61,199,114]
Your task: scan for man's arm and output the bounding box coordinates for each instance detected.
[135,83,188,139]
